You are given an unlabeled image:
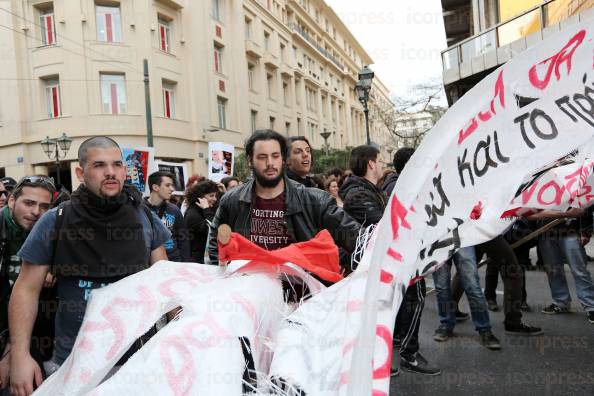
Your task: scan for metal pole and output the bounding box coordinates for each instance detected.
[55,144,61,187]
[364,103,370,145]
[143,59,154,148]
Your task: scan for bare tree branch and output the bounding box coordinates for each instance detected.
[371,80,446,149]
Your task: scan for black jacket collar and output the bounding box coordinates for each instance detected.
[286,168,316,188]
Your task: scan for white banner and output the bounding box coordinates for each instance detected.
[270,20,594,395]
[505,141,594,215]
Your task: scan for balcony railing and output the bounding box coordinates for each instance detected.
[441,0,593,70]
[289,22,344,71]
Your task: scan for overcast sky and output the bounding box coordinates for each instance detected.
[325,0,448,102]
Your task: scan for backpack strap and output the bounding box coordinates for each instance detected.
[51,201,70,275]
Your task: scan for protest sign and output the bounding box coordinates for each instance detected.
[208,142,234,182]
[121,146,156,194]
[156,160,189,192]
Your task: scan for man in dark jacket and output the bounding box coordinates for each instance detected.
[341,145,440,377]
[382,147,414,197]
[0,176,55,391]
[286,136,317,188]
[339,145,387,227]
[146,171,191,262]
[208,130,360,269]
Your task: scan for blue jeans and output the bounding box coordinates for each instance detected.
[433,246,491,332]
[540,235,594,312]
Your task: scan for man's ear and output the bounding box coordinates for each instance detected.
[7,194,15,211]
[75,165,84,183]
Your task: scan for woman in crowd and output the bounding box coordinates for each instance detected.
[325,178,343,208]
[326,168,345,187]
[180,174,206,215]
[184,180,219,264]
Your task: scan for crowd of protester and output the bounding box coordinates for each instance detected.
[0,130,592,394]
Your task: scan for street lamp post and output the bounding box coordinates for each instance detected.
[320,129,332,155]
[41,133,72,187]
[356,65,375,145]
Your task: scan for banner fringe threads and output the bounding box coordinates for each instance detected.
[351,224,377,272]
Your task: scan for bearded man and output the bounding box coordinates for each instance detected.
[207,130,360,271]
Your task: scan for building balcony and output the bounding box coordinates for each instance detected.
[154,0,186,10]
[245,39,263,59]
[280,63,293,77]
[263,52,280,69]
[294,62,305,77]
[30,44,65,70]
[441,0,594,86]
[288,22,344,72]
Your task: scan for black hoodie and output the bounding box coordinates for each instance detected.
[339,175,387,227]
[381,172,399,197]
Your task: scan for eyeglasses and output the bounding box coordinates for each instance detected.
[14,176,56,193]
[0,191,7,198]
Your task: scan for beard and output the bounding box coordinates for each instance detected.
[253,167,284,188]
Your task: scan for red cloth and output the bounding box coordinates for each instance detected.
[218,229,343,283]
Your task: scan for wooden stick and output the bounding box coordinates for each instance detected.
[509,219,564,249]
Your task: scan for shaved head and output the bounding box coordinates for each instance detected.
[78,136,121,167]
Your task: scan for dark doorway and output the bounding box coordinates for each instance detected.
[47,162,73,192]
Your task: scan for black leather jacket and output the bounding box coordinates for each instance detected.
[339,175,387,227]
[208,176,361,264]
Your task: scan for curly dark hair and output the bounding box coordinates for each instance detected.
[185,180,219,207]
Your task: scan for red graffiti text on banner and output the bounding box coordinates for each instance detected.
[161,336,196,396]
[537,181,565,206]
[372,325,392,380]
[458,70,505,144]
[564,164,593,201]
[529,30,586,90]
[80,286,156,360]
[388,195,411,265]
[390,195,411,240]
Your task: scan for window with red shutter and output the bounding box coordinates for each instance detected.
[162,82,176,119]
[158,20,171,53]
[100,74,126,114]
[40,9,56,46]
[96,5,122,43]
[45,79,61,118]
[214,45,223,73]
